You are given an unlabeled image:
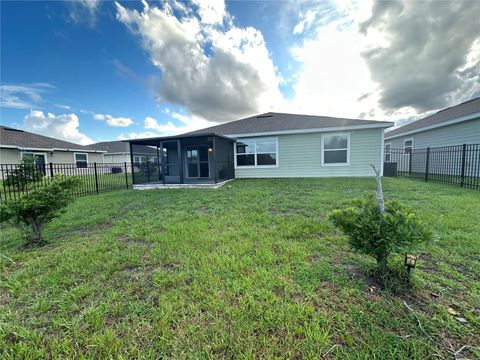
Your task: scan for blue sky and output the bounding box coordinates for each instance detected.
[1,1,479,145]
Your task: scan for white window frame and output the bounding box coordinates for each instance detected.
[403,138,413,154]
[384,142,392,162]
[21,152,47,164]
[321,132,350,166]
[74,152,88,168]
[234,137,279,169]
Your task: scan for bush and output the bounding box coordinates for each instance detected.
[329,194,431,273]
[111,166,123,174]
[3,158,42,190]
[0,176,81,247]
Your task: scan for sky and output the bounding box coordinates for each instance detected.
[1,0,479,145]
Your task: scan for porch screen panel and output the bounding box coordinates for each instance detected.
[131,143,161,184]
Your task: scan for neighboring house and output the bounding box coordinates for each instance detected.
[384,98,480,157]
[84,140,158,164]
[0,125,104,166]
[126,112,393,185]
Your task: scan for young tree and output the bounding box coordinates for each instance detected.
[329,166,431,274]
[0,176,81,247]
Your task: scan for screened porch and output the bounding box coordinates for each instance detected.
[126,134,235,186]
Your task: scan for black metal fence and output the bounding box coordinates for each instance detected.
[384,144,480,190]
[0,162,132,203]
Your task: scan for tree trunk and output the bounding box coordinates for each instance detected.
[370,164,384,213]
[29,221,44,246]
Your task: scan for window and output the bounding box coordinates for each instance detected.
[321,133,350,165]
[384,143,391,162]
[235,138,278,167]
[74,153,88,168]
[22,152,46,165]
[404,139,413,154]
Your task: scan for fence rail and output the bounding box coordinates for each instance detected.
[384,144,480,190]
[0,162,132,203]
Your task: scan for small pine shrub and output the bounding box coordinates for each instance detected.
[329,194,431,274]
[0,176,81,247]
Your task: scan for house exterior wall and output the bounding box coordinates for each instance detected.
[234,128,383,178]
[385,118,480,149]
[102,153,130,163]
[0,148,104,164]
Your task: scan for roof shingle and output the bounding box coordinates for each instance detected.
[185,112,393,137]
[385,97,480,138]
[0,126,102,152]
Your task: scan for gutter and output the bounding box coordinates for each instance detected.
[0,144,106,153]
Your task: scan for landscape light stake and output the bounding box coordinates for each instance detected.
[404,254,417,276]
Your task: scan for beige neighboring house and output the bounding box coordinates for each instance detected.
[85,140,158,164]
[0,125,104,166]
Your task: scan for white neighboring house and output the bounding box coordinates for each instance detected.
[0,125,104,166]
[384,98,480,158]
[84,140,158,164]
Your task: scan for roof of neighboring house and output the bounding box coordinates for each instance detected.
[184,112,393,137]
[0,125,103,153]
[84,140,129,153]
[86,140,158,154]
[385,97,480,139]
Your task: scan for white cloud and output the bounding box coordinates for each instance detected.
[115,1,284,123]
[94,113,134,127]
[22,110,93,145]
[144,113,214,135]
[293,9,317,34]
[1,83,55,109]
[192,0,226,25]
[67,0,101,27]
[117,131,159,140]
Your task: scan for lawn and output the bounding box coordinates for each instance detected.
[1,178,479,359]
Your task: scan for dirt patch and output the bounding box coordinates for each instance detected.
[196,206,210,214]
[343,264,384,289]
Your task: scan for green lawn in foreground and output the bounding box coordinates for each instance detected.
[1,178,479,359]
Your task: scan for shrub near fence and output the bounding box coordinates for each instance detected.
[385,144,480,190]
[0,162,132,202]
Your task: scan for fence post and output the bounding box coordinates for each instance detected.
[49,162,54,178]
[460,144,466,188]
[94,162,99,194]
[425,147,430,182]
[124,162,129,189]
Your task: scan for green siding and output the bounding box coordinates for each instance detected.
[385,118,480,149]
[235,128,383,178]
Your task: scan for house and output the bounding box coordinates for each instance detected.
[0,125,104,166]
[126,112,393,186]
[384,97,480,157]
[84,140,158,164]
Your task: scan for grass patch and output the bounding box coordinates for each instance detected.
[1,178,479,358]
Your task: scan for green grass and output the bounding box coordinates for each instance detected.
[1,178,479,359]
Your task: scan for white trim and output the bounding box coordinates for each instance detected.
[403,138,414,152]
[227,122,393,139]
[384,141,392,164]
[384,112,480,140]
[21,151,48,164]
[0,144,105,153]
[74,152,89,168]
[234,137,279,169]
[380,132,385,176]
[321,132,350,166]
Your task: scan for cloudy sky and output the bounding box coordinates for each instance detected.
[1,0,479,145]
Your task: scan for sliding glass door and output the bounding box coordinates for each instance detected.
[186,146,210,179]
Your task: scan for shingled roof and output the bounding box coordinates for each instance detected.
[86,140,157,154]
[385,97,480,139]
[185,112,393,137]
[85,140,129,153]
[0,126,103,152]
